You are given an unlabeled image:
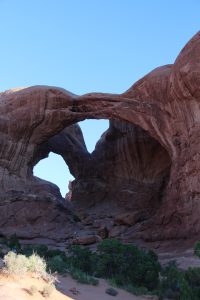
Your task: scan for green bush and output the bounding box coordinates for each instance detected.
[66,240,161,293]
[20,245,35,257]
[108,279,153,296]
[47,255,66,274]
[122,284,149,296]
[0,249,4,258]
[159,262,200,299]
[7,234,21,251]
[160,261,181,293]
[20,244,48,258]
[185,267,200,288]
[68,245,96,274]
[21,243,66,258]
[95,239,160,290]
[194,241,200,257]
[46,249,66,260]
[184,267,200,298]
[70,268,99,285]
[34,244,48,257]
[19,244,68,275]
[0,237,8,246]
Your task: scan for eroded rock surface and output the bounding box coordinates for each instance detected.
[1,32,200,244]
[71,120,171,242]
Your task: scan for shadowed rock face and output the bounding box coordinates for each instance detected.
[71,121,171,218]
[1,32,200,243]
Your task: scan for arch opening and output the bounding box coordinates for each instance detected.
[31,117,171,239]
[32,119,110,198]
[33,152,74,198]
[79,119,109,153]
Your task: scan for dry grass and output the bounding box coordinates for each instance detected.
[3,251,57,285]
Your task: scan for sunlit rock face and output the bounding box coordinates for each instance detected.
[1,32,200,243]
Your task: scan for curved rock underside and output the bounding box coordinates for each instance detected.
[0,32,200,245]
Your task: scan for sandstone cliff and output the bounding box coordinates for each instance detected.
[0,32,200,244]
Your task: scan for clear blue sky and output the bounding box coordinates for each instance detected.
[1,1,199,196]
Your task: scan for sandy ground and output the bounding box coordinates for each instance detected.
[0,272,157,300]
[0,256,157,300]
[57,275,157,300]
[0,273,69,300]
[158,248,200,270]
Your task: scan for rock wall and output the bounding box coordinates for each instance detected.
[0,32,200,243]
[72,120,171,216]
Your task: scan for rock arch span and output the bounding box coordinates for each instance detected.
[0,32,200,243]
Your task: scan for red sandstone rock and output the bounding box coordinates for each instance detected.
[0,32,200,242]
[114,212,141,226]
[108,226,127,239]
[71,235,97,245]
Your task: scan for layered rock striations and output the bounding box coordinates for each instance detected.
[0,32,200,243]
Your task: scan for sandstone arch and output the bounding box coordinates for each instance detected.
[0,32,200,242]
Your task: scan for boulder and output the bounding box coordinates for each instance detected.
[71,235,97,246]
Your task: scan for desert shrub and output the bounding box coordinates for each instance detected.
[41,284,54,298]
[47,255,66,274]
[64,240,160,292]
[178,276,192,300]
[159,261,199,299]
[105,287,118,296]
[160,261,180,288]
[68,245,96,274]
[33,245,48,257]
[20,245,35,257]
[20,244,46,257]
[96,239,126,278]
[21,245,67,265]
[184,267,200,299]
[3,251,28,275]
[123,284,149,296]
[70,268,99,285]
[194,241,200,257]
[65,240,161,292]
[108,278,151,296]
[3,251,56,284]
[28,253,47,276]
[0,248,4,258]
[19,244,68,275]
[159,261,182,299]
[185,267,200,288]
[20,244,49,258]
[22,244,64,257]
[95,239,160,290]
[46,249,66,260]
[0,236,7,245]
[7,234,21,251]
